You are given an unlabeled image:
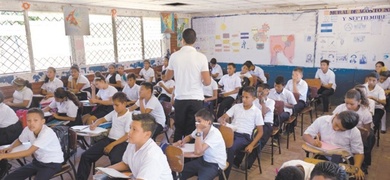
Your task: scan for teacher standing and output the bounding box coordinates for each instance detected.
[165,28,211,142]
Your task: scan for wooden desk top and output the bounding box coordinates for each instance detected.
[304,158,356,174]
[302,143,350,157]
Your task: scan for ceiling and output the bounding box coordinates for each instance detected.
[12,0,390,14]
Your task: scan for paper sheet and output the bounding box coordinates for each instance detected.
[180,143,195,153]
[71,125,107,134]
[95,167,131,178]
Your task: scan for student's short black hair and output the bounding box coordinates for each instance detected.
[94,74,106,82]
[366,72,379,80]
[376,61,385,67]
[293,67,303,74]
[132,113,157,136]
[140,82,154,94]
[227,63,236,69]
[275,76,285,85]
[70,64,80,72]
[182,28,197,44]
[320,59,330,65]
[275,166,304,180]
[144,60,150,64]
[195,108,214,122]
[310,161,347,180]
[242,86,256,97]
[379,71,389,77]
[244,60,254,67]
[27,108,44,119]
[243,62,251,69]
[210,58,217,64]
[337,111,359,130]
[0,91,4,103]
[127,73,137,80]
[257,83,270,90]
[112,92,128,103]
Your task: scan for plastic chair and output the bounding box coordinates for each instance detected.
[160,101,173,143]
[165,145,184,180]
[219,125,234,180]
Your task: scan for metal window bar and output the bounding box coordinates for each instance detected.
[116,16,143,62]
[143,17,162,60]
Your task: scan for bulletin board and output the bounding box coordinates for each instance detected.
[192,12,317,67]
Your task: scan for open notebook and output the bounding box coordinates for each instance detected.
[71,125,107,135]
[306,141,346,154]
[95,167,132,179]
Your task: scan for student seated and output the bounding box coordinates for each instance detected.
[106,63,122,91]
[122,73,140,106]
[279,160,315,180]
[378,71,390,133]
[285,67,308,115]
[218,86,264,178]
[310,161,348,180]
[77,92,133,180]
[203,75,218,113]
[236,62,255,87]
[5,77,33,111]
[157,70,175,103]
[276,166,305,180]
[364,72,386,135]
[42,87,82,127]
[354,84,375,116]
[41,67,63,99]
[0,108,63,180]
[303,111,364,180]
[268,76,297,128]
[82,74,118,125]
[173,109,226,179]
[162,56,169,72]
[216,63,242,118]
[0,91,23,146]
[139,60,155,83]
[245,60,267,84]
[129,82,166,139]
[67,65,91,101]
[117,64,127,89]
[315,59,336,112]
[210,58,223,82]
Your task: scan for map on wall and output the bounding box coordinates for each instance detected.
[63,6,90,36]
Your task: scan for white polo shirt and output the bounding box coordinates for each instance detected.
[119,73,127,88]
[211,64,223,80]
[122,138,173,180]
[48,99,78,118]
[190,126,227,169]
[280,160,315,180]
[364,83,386,109]
[253,98,275,124]
[105,74,121,83]
[167,46,209,100]
[41,78,63,94]
[139,68,155,83]
[378,78,390,90]
[304,115,364,155]
[333,104,372,129]
[158,79,175,98]
[122,84,140,101]
[250,66,267,83]
[226,103,264,135]
[13,86,33,108]
[104,109,133,140]
[19,125,64,163]
[68,74,91,91]
[315,69,336,90]
[218,74,242,99]
[0,103,19,128]
[135,96,166,127]
[96,85,118,101]
[236,71,252,79]
[268,88,297,114]
[203,78,218,97]
[285,79,309,102]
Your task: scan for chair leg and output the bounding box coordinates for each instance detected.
[60,175,64,180]
[286,125,290,149]
[377,125,380,147]
[164,131,170,144]
[245,153,248,180]
[271,135,274,165]
[256,150,262,174]
[92,162,96,175]
[278,133,281,154]
[293,126,296,141]
[69,160,77,179]
[301,113,304,136]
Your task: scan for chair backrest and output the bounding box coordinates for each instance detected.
[241,77,250,87]
[305,78,321,89]
[219,125,234,148]
[161,101,172,117]
[165,145,184,173]
[274,100,285,116]
[309,86,319,99]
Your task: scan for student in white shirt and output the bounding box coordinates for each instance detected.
[67,64,91,94]
[379,71,390,133]
[279,160,315,180]
[129,82,166,140]
[354,84,375,116]
[286,67,308,115]
[303,111,365,180]
[42,87,81,127]
[210,58,223,81]
[5,77,33,111]
[0,91,23,146]
[310,161,348,180]
[0,108,63,180]
[203,76,218,113]
[77,92,132,180]
[106,63,122,91]
[157,70,175,102]
[122,73,140,106]
[41,67,63,99]
[364,72,386,135]
[245,60,267,84]
[268,76,297,127]
[218,86,264,178]
[217,63,242,118]
[315,59,336,112]
[102,114,173,180]
[276,166,305,180]
[139,60,155,83]
[164,28,211,142]
[174,109,226,179]
[237,62,255,87]
[117,64,127,89]
[162,56,169,72]
[82,74,118,125]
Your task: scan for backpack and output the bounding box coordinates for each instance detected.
[51,126,69,164]
[15,109,28,128]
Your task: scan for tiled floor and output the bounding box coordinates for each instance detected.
[8,107,390,180]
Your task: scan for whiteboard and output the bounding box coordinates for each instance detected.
[192,12,317,67]
[315,8,390,69]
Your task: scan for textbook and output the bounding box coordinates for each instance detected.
[305,142,346,155]
[95,167,132,179]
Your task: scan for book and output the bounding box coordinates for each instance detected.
[71,125,108,135]
[305,142,347,155]
[95,167,132,179]
[180,143,195,153]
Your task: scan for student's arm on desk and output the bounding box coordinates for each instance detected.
[90,118,108,130]
[321,83,333,89]
[302,134,322,147]
[245,125,263,153]
[106,161,130,174]
[104,134,128,154]
[90,97,114,106]
[222,88,239,97]
[0,140,37,160]
[6,100,30,108]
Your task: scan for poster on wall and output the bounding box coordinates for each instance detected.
[177,18,190,47]
[63,6,90,36]
[161,13,175,33]
[316,8,390,70]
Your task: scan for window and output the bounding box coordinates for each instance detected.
[84,14,114,65]
[29,12,71,71]
[116,16,142,62]
[0,11,30,74]
[143,17,162,59]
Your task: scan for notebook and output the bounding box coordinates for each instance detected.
[95,167,132,179]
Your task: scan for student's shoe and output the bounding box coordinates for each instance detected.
[381,130,386,134]
[272,140,279,147]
